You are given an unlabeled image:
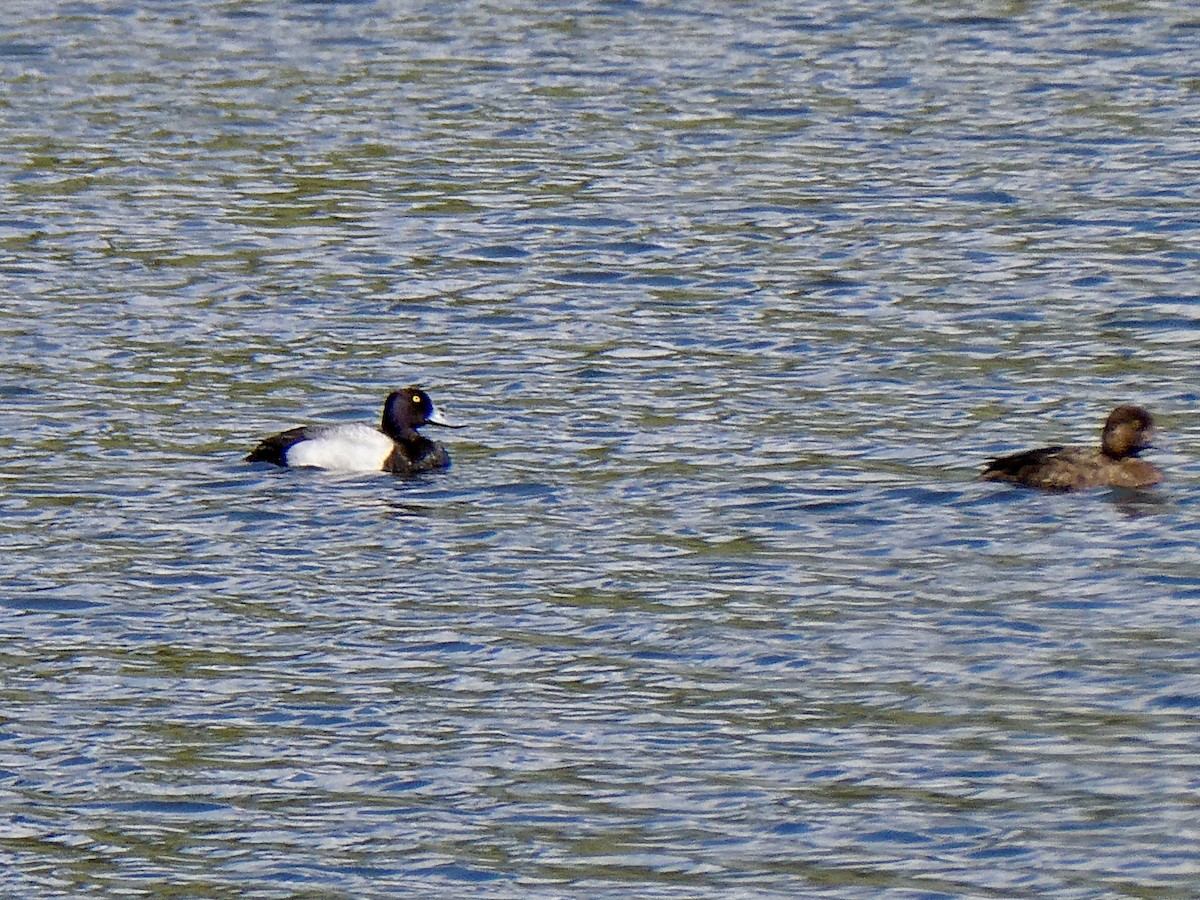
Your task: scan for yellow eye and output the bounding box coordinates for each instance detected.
[412,395,421,404]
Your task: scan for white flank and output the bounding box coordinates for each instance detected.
[285,424,394,471]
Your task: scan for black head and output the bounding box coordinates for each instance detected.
[1100,404,1155,459]
[381,387,459,439]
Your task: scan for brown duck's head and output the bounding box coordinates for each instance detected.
[1100,405,1155,459]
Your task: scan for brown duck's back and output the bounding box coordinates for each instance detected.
[981,445,1162,492]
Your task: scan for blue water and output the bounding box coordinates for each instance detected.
[2,1,1200,896]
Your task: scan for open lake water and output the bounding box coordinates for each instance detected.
[2,1,1200,896]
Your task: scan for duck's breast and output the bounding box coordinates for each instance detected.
[1108,458,1162,489]
[386,439,450,474]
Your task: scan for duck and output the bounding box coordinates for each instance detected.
[246,387,462,474]
[980,404,1161,492]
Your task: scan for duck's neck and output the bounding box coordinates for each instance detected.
[382,417,433,456]
[1100,441,1136,461]
[381,415,418,443]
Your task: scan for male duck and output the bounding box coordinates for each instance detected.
[246,387,462,474]
[980,404,1161,492]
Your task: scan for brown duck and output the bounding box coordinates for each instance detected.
[981,405,1162,492]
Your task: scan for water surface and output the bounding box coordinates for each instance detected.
[2,1,1200,896]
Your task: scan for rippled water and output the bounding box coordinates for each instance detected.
[3,1,1200,896]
